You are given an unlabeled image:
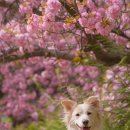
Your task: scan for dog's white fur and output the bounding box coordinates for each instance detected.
[61,96,102,130]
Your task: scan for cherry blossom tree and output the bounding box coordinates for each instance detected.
[0,0,130,129]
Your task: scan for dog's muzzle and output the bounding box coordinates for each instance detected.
[76,124,91,130]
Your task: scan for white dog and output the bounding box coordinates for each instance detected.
[61,96,102,130]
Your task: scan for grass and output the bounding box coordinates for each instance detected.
[13,117,127,130]
[12,110,130,130]
[14,118,66,130]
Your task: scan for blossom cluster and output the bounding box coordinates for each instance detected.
[0,0,129,51]
[102,66,130,111]
[0,58,101,122]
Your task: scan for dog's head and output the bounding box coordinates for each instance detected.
[61,96,101,130]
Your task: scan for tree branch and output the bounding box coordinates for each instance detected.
[85,34,130,65]
[112,29,130,41]
[59,0,77,16]
[0,1,10,8]
[59,0,130,66]
[0,0,19,24]
[0,0,130,66]
[0,47,75,64]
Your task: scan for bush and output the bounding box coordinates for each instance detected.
[125,120,130,130]
[14,118,66,130]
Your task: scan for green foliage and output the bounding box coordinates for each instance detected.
[125,120,130,130]
[44,119,66,130]
[14,117,130,130]
[0,116,12,123]
[103,116,123,130]
[14,122,44,130]
[13,85,130,130]
[14,118,66,130]
[111,87,130,127]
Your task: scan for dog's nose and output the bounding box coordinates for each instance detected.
[83,120,88,126]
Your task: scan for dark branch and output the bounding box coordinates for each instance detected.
[0,0,19,24]
[0,1,10,8]
[0,46,18,57]
[0,47,74,64]
[59,0,130,66]
[59,0,77,17]
[85,34,130,65]
[112,29,130,41]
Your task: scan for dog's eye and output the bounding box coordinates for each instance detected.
[87,112,92,115]
[76,113,80,116]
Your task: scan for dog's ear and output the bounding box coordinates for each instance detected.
[84,96,100,108]
[61,100,77,112]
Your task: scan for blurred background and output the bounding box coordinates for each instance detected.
[0,60,130,130]
[0,0,130,130]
